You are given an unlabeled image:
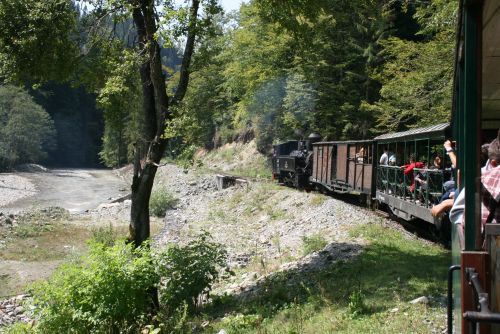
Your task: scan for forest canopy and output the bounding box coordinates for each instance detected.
[0,0,457,167]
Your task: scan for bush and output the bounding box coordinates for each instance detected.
[302,234,328,255]
[157,231,228,313]
[28,233,227,333]
[149,187,178,217]
[30,241,157,333]
[90,223,116,247]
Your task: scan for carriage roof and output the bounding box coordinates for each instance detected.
[374,123,449,143]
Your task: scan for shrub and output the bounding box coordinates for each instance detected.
[30,241,158,333]
[28,232,227,333]
[157,231,228,313]
[149,187,178,217]
[302,234,328,255]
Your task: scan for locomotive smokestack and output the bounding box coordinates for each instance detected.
[307,133,322,150]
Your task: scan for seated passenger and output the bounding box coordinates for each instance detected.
[388,155,397,166]
[380,148,388,165]
[414,167,429,204]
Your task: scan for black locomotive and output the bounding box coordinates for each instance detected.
[271,133,321,188]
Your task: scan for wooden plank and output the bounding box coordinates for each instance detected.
[336,144,347,181]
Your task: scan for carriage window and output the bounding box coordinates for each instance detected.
[354,144,372,164]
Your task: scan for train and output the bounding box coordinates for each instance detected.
[274,1,500,333]
[272,123,453,234]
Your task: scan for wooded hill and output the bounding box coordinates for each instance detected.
[0,0,456,170]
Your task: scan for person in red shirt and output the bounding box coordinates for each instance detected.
[401,154,425,193]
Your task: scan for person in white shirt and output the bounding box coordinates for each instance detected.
[380,148,388,165]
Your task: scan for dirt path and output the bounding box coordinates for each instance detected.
[0,169,128,213]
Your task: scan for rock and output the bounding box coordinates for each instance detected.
[217,329,227,334]
[410,296,429,305]
[389,307,399,313]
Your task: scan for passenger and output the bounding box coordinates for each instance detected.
[401,154,425,193]
[380,148,388,165]
[430,156,441,170]
[450,130,500,228]
[414,167,429,204]
[356,147,365,163]
[388,155,397,166]
[481,143,491,172]
[431,140,459,216]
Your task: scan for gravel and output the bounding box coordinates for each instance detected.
[150,163,377,294]
[0,174,36,208]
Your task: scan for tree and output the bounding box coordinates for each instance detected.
[0,85,56,170]
[362,0,457,133]
[0,0,220,247]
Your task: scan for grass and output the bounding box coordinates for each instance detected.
[192,221,449,334]
[192,141,272,179]
[0,210,164,298]
[302,233,328,255]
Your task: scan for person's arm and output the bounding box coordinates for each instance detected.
[431,198,454,217]
[403,164,414,175]
[444,140,457,168]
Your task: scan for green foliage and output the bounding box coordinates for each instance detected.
[364,0,457,133]
[222,313,262,332]
[348,289,367,318]
[0,0,78,84]
[149,187,179,217]
[0,85,56,170]
[4,322,32,334]
[90,223,117,247]
[302,234,328,255]
[30,241,158,333]
[96,49,143,167]
[29,232,227,333]
[157,232,228,313]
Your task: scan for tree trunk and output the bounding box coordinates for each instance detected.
[129,0,200,247]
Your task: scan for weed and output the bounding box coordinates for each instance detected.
[222,313,261,332]
[90,223,116,247]
[268,207,287,220]
[348,289,367,318]
[310,194,326,207]
[302,234,328,255]
[149,187,178,217]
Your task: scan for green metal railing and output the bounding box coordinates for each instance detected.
[377,166,451,208]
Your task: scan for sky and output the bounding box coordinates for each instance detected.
[220,0,246,12]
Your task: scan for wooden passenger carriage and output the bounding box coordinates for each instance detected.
[311,140,374,199]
